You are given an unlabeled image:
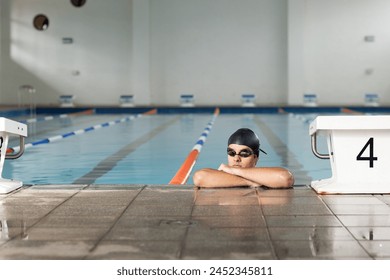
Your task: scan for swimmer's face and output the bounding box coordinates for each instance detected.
[227,144,258,168]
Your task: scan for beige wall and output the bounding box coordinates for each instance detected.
[1,0,390,107]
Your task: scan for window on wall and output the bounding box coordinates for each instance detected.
[71,0,87,7]
[33,14,49,31]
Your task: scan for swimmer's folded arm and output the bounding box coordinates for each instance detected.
[193,165,294,189]
[193,168,258,188]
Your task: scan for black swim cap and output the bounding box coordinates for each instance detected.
[227,128,267,156]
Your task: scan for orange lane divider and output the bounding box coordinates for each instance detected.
[143,108,157,115]
[278,107,286,114]
[169,108,220,185]
[341,107,363,115]
[67,109,95,116]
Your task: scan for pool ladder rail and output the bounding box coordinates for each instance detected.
[0,117,28,194]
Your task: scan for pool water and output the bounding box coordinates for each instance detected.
[3,111,331,185]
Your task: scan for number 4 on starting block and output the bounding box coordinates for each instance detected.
[310,115,390,194]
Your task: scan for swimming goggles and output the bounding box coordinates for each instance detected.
[227,148,254,158]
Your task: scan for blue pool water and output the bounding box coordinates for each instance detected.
[2,109,335,185]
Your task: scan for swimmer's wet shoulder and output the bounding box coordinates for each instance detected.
[193,128,294,188]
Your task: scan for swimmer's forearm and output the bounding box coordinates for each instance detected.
[227,166,294,188]
[193,168,258,188]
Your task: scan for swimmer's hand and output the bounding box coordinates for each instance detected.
[218,163,233,173]
[218,163,259,187]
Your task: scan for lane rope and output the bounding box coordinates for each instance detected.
[169,107,220,185]
[20,109,95,124]
[9,109,157,153]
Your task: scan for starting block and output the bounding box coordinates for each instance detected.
[310,115,390,194]
[303,93,318,107]
[59,95,75,107]
[0,118,27,194]
[119,95,135,107]
[241,94,256,107]
[364,93,379,107]
[180,94,195,107]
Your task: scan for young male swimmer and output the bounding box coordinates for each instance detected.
[193,128,294,188]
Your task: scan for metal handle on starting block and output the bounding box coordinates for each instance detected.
[310,132,330,159]
[5,136,25,159]
[0,117,28,194]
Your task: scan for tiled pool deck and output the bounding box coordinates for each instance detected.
[1,184,390,260]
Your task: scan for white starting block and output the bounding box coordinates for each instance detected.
[180,94,195,107]
[0,118,27,194]
[303,93,318,107]
[310,115,390,194]
[364,93,379,107]
[59,95,75,107]
[119,95,135,107]
[241,94,256,107]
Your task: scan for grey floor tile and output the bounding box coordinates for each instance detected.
[50,205,127,217]
[0,217,42,228]
[269,227,355,241]
[194,216,266,228]
[138,188,195,200]
[130,195,195,207]
[2,185,389,260]
[0,196,67,206]
[104,225,187,241]
[0,240,95,260]
[10,189,80,198]
[262,204,331,216]
[186,226,270,241]
[115,215,193,228]
[327,204,390,215]
[0,205,57,219]
[87,240,182,260]
[256,187,317,198]
[182,240,275,259]
[377,195,390,203]
[321,195,385,205]
[194,188,259,206]
[66,190,141,205]
[28,184,87,190]
[145,185,194,191]
[338,215,390,227]
[192,205,262,217]
[258,196,324,205]
[123,205,193,216]
[359,240,390,258]
[0,226,29,240]
[273,240,371,259]
[348,227,390,241]
[22,227,107,241]
[265,215,343,227]
[35,215,117,228]
[85,184,145,190]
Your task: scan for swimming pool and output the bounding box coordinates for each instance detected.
[2,107,384,186]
